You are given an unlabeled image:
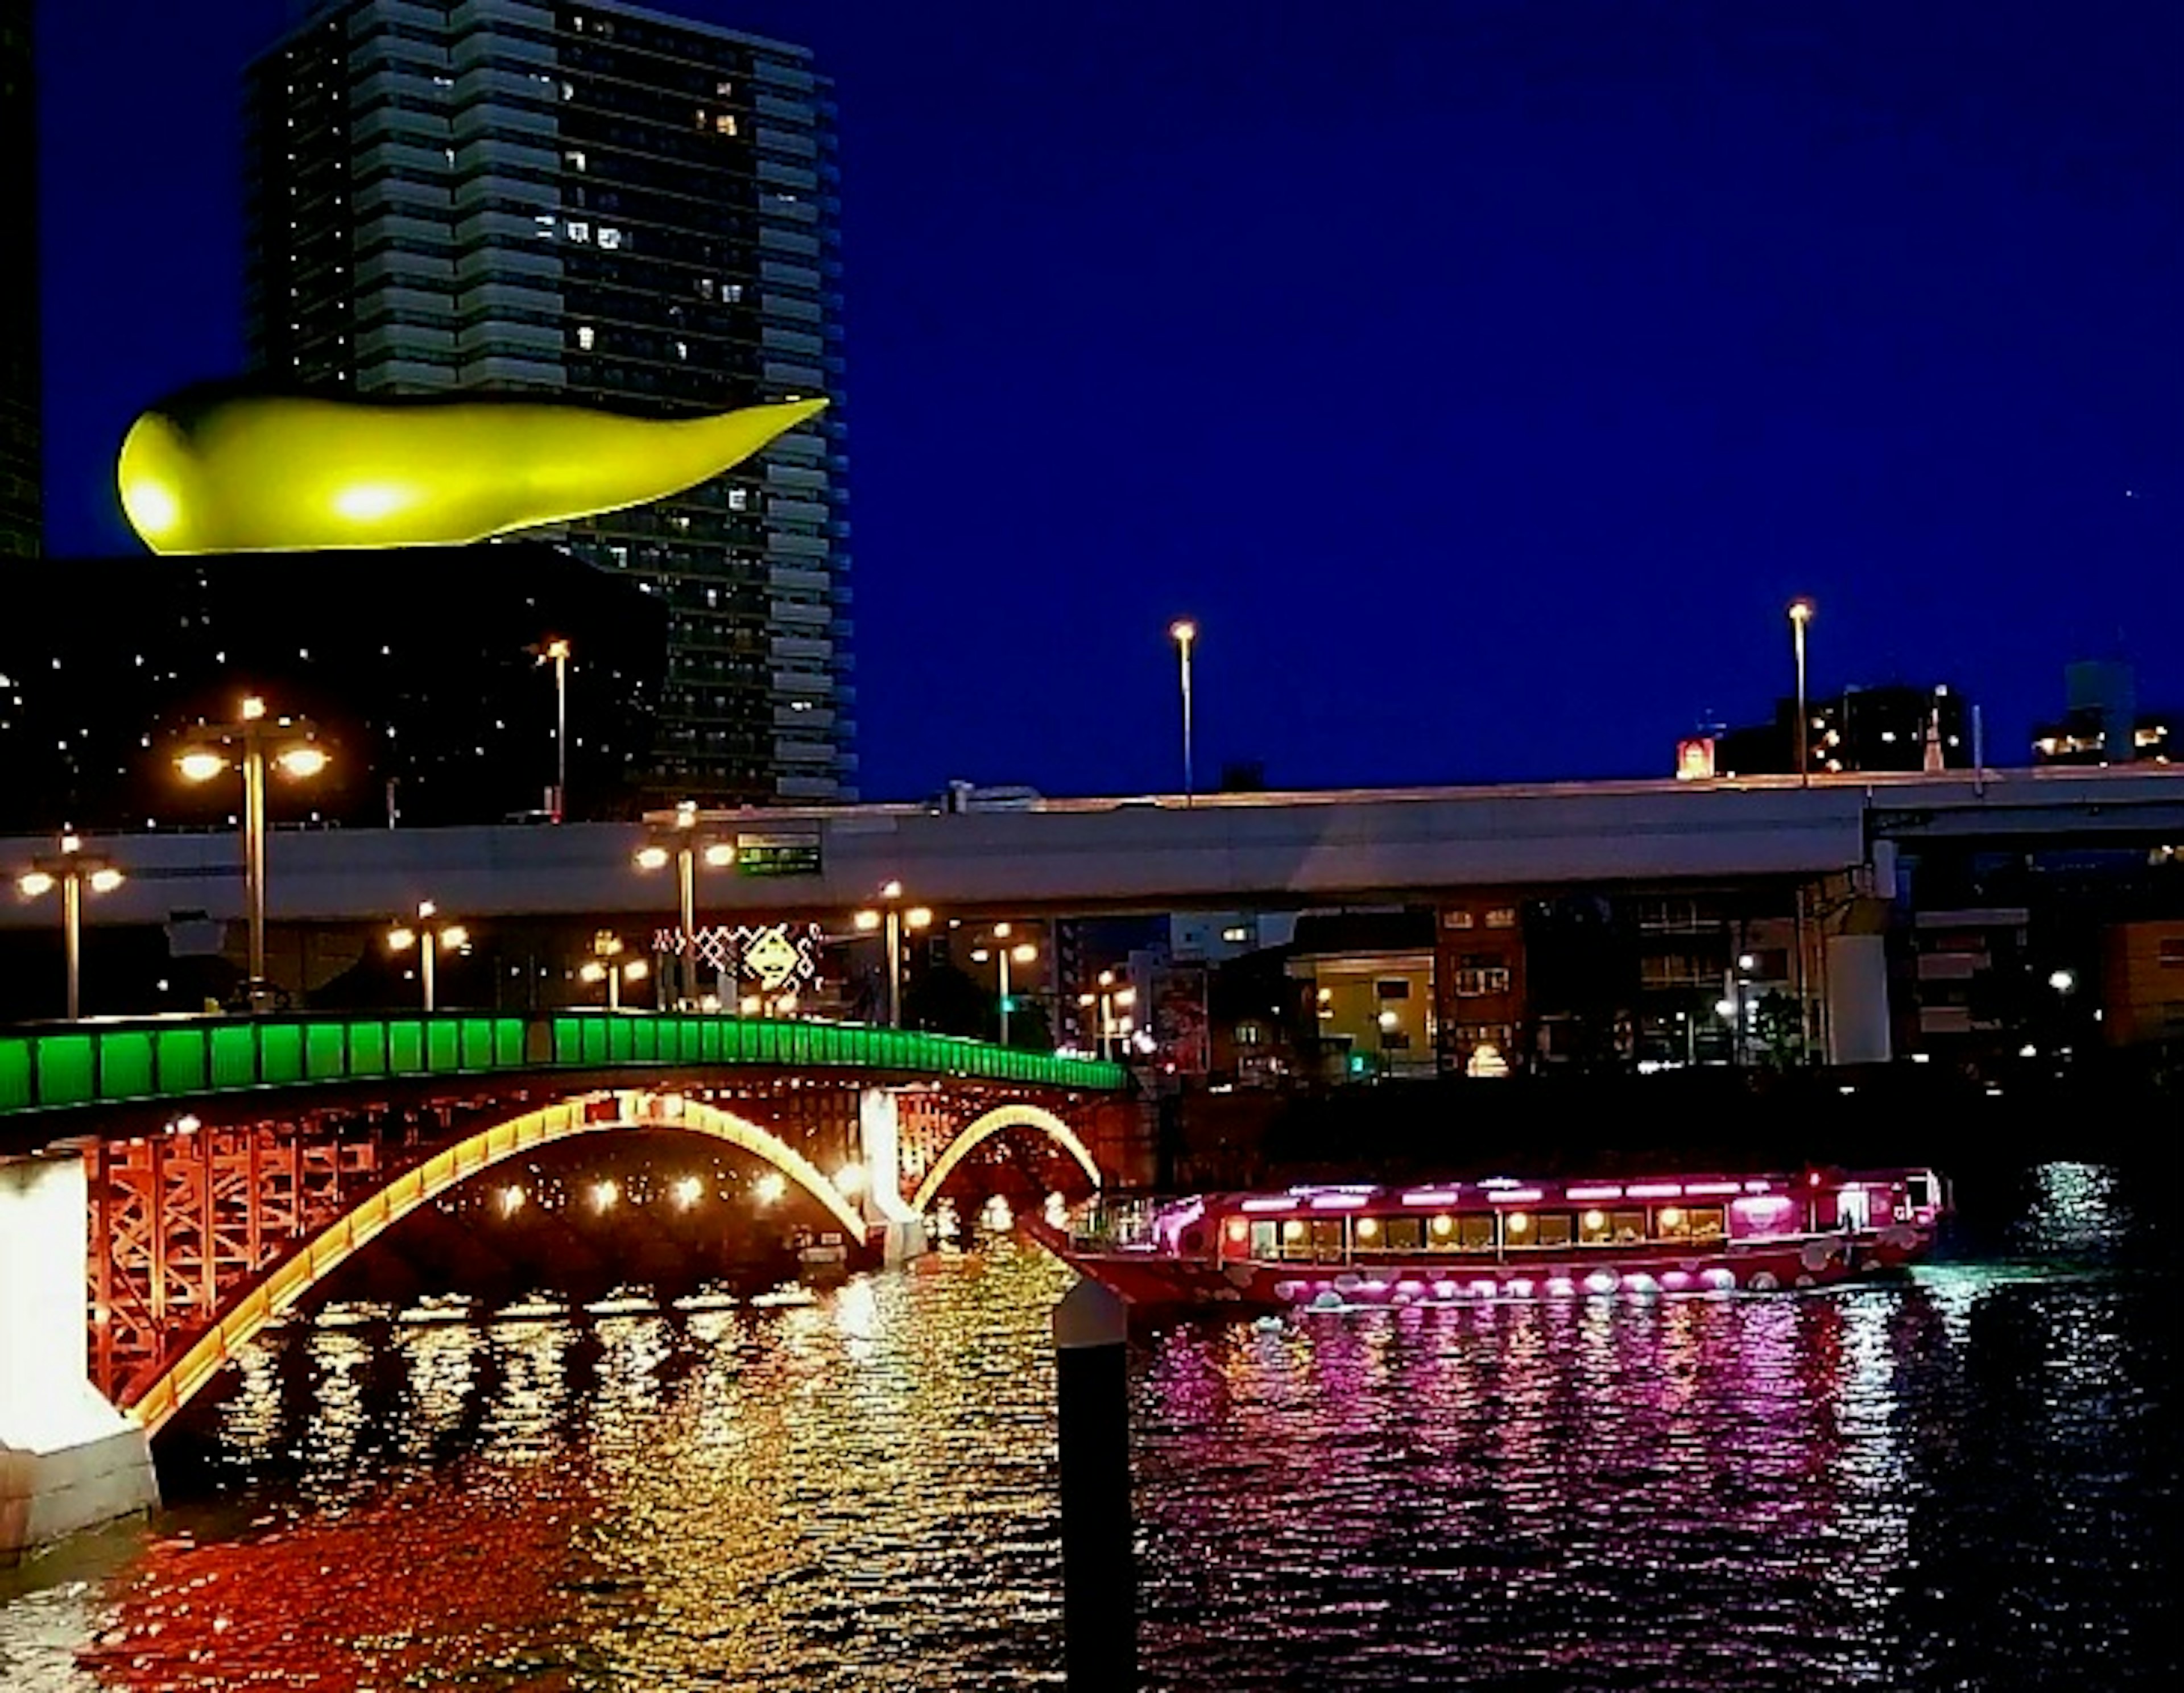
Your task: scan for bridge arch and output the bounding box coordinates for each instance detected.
[908,1102,1102,1217]
[127,1088,863,1435]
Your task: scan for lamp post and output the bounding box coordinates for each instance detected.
[970,922,1039,1047]
[177,696,329,1010]
[635,804,735,1007]
[580,931,649,1010]
[529,637,572,821]
[853,881,933,1028]
[1076,969,1135,1059]
[388,901,469,1013]
[1169,619,1197,806]
[17,834,125,1020]
[1788,599,1815,787]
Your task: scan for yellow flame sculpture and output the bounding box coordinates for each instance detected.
[118,391,828,554]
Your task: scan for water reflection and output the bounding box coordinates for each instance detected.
[0,1161,2171,1691]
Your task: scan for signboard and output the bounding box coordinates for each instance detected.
[742,927,805,991]
[1674,737,1716,781]
[735,831,822,878]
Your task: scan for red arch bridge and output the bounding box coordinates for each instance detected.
[0,1012,1135,1561]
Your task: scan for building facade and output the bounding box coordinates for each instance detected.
[0,0,37,558]
[1715,683,1968,778]
[242,0,852,806]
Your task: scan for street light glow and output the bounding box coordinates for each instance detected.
[853,909,881,931]
[2049,969,2076,993]
[16,871,53,897]
[388,926,416,951]
[905,907,933,930]
[752,1171,786,1207]
[880,880,903,900]
[88,868,125,894]
[1788,598,1815,625]
[177,750,226,783]
[1170,618,1196,644]
[241,696,267,721]
[702,843,735,868]
[440,925,469,949]
[635,845,671,870]
[276,745,329,779]
[1011,943,1037,964]
[673,1175,703,1209]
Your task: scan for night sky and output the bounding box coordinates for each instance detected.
[35,0,2182,801]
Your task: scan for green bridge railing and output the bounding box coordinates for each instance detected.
[0,1013,1128,1120]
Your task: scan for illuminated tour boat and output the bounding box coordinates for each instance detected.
[1027,1168,1950,1313]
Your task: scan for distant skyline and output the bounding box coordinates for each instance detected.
[35,0,2182,800]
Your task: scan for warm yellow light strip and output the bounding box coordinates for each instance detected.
[908,1102,1103,1219]
[128,1088,867,1433]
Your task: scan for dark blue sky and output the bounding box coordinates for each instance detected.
[37,1,2182,800]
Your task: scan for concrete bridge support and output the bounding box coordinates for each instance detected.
[1825,899,1895,1067]
[1,1153,159,1565]
[858,1088,927,1266]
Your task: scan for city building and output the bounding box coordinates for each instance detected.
[0,0,36,558]
[2032,660,2173,766]
[0,543,665,833]
[242,0,852,806]
[1714,683,1969,777]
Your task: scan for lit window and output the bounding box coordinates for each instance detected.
[722,283,742,303]
[576,325,595,350]
[1222,926,1249,944]
[1485,907,1517,928]
[715,113,738,137]
[566,220,591,242]
[675,340,689,360]
[698,278,716,301]
[598,226,623,250]
[566,149,588,172]
[727,489,747,511]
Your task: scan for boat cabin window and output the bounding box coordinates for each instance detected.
[1308,1219,1346,1259]
[1515,1212,1573,1248]
[1610,1208,1647,1243]
[1578,1208,1614,1245]
[1656,1205,1726,1243]
[1249,1220,1280,1258]
[1456,1214,1496,1252]
[1374,1216,1425,1252]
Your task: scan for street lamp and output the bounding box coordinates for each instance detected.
[528,636,571,821]
[387,900,469,1012]
[1169,618,1197,806]
[17,834,125,1020]
[969,922,1039,1047]
[853,880,933,1027]
[1788,599,1815,786]
[176,695,329,1009]
[1076,969,1135,1059]
[635,803,736,1006]
[580,931,650,1010]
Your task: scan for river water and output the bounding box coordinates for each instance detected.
[1,1159,2173,1691]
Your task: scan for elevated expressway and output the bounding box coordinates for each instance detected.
[3,767,2176,931]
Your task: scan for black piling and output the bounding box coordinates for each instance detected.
[1055,1278,1138,1690]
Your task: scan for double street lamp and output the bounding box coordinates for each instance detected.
[17,834,125,1020]
[387,901,469,1012]
[635,804,735,1006]
[970,923,1039,1047]
[853,881,931,1028]
[580,931,650,1010]
[528,636,572,821]
[1077,969,1136,1059]
[177,696,329,1009]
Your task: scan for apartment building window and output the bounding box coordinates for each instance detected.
[1453,967,1511,998]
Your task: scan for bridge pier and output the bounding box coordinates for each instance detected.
[1,1153,159,1566]
[858,1088,928,1266]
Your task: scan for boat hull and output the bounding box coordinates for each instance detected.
[1025,1219,1934,1315]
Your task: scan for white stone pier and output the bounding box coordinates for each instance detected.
[1,1152,159,1565]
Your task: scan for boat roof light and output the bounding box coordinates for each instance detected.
[1625,1183,1682,1199]
[1401,1188,1462,1206]
[1565,1184,1623,1201]
[1485,1187,1544,1204]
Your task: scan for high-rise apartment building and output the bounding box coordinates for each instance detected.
[0,0,38,558]
[243,0,853,804]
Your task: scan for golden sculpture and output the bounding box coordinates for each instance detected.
[118,390,828,554]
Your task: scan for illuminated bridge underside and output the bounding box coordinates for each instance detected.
[86,1071,1132,1435]
[117,1090,868,1434]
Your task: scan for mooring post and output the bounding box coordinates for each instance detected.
[1054,1277,1137,1689]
